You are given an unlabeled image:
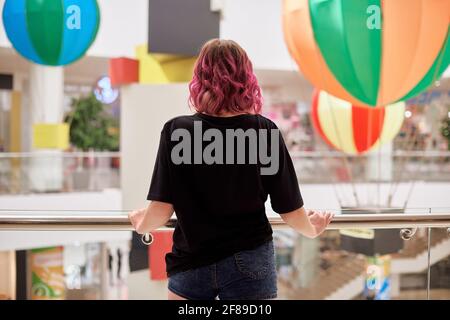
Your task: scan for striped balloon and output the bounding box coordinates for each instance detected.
[311,90,405,154]
[2,0,100,66]
[283,0,450,108]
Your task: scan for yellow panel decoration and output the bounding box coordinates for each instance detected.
[9,91,22,153]
[340,229,375,240]
[136,44,196,84]
[33,123,69,150]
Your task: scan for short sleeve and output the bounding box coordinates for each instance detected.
[147,129,173,203]
[263,124,304,214]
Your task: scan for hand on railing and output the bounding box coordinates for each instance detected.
[128,202,175,246]
[308,210,334,237]
[128,209,146,233]
[128,209,155,245]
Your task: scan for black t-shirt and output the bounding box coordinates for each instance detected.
[147,113,303,276]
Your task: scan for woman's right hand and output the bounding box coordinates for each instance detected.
[128,209,146,234]
[307,210,334,237]
[128,201,174,235]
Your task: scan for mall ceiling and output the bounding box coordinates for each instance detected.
[0,47,109,85]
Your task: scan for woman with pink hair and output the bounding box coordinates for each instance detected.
[129,39,333,300]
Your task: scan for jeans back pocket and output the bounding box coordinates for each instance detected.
[234,241,275,280]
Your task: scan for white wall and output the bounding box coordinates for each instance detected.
[88,0,149,58]
[0,189,130,251]
[0,0,8,48]
[220,0,295,70]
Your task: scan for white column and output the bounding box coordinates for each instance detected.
[121,84,189,299]
[121,84,189,210]
[292,236,320,288]
[28,65,65,192]
[29,65,64,124]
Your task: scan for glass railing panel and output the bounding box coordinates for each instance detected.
[1,208,449,300]
[291,151,450,184]
[428,208,450,300]
[0,152,121,195]
[275,227,431,300]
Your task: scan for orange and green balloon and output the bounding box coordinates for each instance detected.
[283,0,450,108]
[2,0,100,66]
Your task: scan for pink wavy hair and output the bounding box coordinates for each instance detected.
[189,39,263,115]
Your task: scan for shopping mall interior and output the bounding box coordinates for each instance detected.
[0,0,449,300]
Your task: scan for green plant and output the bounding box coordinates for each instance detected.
[65,94,119,151]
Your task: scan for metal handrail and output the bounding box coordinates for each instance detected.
[1,212,450,231]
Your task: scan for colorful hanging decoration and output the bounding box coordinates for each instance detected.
[283,0,450,107]
[2,0,100,66]
[311,90,405,154]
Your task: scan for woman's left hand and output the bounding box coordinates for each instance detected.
[307,210,334,237]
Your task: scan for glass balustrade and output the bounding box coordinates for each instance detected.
[275,227,432,300]
[428,208,450,300]
[291,151,450,184]
[1,151,449,195]
[0,208,449,300]
[0,152,120,195]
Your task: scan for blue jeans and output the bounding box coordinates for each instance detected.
[168,241,277,300]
